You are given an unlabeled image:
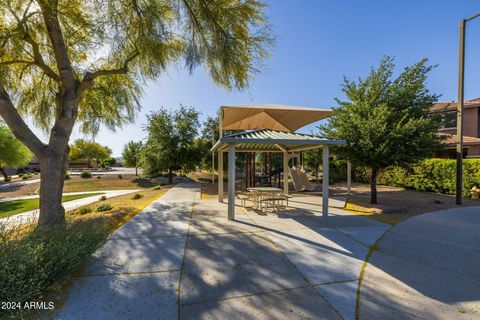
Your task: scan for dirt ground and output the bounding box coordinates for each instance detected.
[333,183,480,225]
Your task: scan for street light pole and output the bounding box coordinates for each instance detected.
[456,12,480,205]
[456,19,465,205]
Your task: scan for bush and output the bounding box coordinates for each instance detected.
[16,168,25,175]
[377,159,480,197]
[97,175,101,179]
[65,173,71,180]
[99,195,107,201]
[96,203,112,212]
[80,171,92,178]
[118,174,123,179]
[4,177,11,182]
[18,172,24,177]
[0,223,103,319]
[151,185,162,190]
[21,174,31,180]
[132,193,144,200]
[79,207,93,215]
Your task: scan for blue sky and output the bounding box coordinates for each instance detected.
[70,0,480,156]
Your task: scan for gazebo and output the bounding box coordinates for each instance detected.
[211,104,346,220]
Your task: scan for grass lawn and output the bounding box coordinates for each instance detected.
[330,183,480,225]
[0,193,104,219]
[0,187,168,320]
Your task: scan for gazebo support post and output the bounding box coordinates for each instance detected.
[218,151,223,202]
[322,145,329,217]
[228,144,236,220]
[347,161,352,195]
[283,151,289,195]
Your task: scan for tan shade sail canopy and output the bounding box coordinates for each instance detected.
[220,104,332,132]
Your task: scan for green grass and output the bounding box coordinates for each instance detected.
[0,193,104,219]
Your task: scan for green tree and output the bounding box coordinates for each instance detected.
[142,106,200,184]
[0,121,32,180]
[303,148,323,182]
[101,157,117,168]
[0,0,272,226]
[122,141,143,176]
[199,115,220,170]
[322,57,443,204]
[69,139,112,168]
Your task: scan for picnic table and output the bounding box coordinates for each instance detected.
[247,187,285,212]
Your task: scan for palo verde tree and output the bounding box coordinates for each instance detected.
[69,139,112,168]
[0,121,32,180]
[142,106,200,184]
[122,140,143,176]
[322,57,443,204]
[0,0,272,226]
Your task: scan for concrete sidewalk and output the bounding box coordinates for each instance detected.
[53,184,390,319]
[54,183,199,319]
[359,206,480,319]
[179,196,389,320]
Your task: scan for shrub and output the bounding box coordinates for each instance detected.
[0,223,103,319]
[99,195,107,201]
[18,172,24,177]
[377,159,480,197]
[96,203,112,212]
[65,173,71,180]
[79,207,93,215]
[97,175,101,179]
[4,177,11,182]
[118,174,123,179]
[132,193,144,200]
[16,168,25,175]
[80,171,92,178]
[22,174,31,180]
[151,185,162,190]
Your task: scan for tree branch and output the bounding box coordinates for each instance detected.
[37,0,77,90]
[0,85,45,156]
[78,53,139,94]
[5,2,60,82]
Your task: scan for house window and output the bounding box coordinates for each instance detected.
[441,111,456,128]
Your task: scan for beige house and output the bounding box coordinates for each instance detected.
[431,98,480,158]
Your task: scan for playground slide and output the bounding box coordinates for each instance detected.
[297,169,316,191]
[288,167,316,191]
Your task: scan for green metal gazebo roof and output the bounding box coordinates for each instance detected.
[211,129,345,153]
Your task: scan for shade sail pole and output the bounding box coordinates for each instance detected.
[283,151,289,195]
[218,151,223,202]
[347,161,352,195]
[322,146,329,217]
[228,144,236,220]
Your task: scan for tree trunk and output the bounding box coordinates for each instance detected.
[168,167,173,185]
[315,167,319,183]
[370,167,378,204]
[37,146,69,226]
[135,166,138,176]
[0,168,8,181]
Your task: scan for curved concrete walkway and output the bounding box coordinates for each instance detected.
[359,206,480,319]
[0,189,141,227]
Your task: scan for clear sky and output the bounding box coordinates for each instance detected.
[57,0,480,156]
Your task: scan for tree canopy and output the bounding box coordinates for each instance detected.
[0,0,272,225]
[0,121,32,179]
[321,57,443,203]
[69,139,112,168]
[122,140,143,176]
[142,106,201,184]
